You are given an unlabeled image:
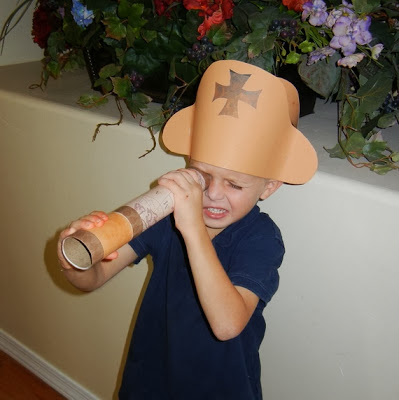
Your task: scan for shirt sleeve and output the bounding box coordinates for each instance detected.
[128,216,171,264]
[227,216,285,305]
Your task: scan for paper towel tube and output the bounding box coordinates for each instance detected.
[61,169,209,270]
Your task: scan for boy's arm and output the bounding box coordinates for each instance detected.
[158,171,259,341]
[184,227,259,341]
[57,212,137,291]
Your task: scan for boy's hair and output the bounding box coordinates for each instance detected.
[162,60,317,185]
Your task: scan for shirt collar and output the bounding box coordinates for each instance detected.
[212,205,260,247]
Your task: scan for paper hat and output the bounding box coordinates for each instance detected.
[162,60,317,184]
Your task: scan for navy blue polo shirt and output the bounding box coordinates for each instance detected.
[119,206,284,400]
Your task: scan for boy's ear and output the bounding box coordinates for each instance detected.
[260,180,283,200]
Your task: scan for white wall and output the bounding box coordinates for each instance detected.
[262,175,399,400]
[0,0,43,66]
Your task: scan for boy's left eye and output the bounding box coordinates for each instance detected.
[229,182,242,190]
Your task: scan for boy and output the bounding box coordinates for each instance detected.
[58,60,317,399]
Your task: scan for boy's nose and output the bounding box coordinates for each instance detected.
[205,180,224,201]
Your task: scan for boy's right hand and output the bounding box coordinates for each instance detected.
[57,211,118,270]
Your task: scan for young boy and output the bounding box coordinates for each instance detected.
[57,60,317,399]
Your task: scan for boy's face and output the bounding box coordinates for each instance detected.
[189,160,282,238]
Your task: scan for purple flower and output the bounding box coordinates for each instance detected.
[330,14,372,56]
[302,0,328,26]
[340,0,354,15]
[325,6,354,28]
[337,53,365,68]
[352,16,372,45]
[58,7,65,18]
[307,46,336,65]
[71,0,94,28]
[330,16,357,55]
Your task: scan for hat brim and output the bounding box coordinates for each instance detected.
[161,105,317,185]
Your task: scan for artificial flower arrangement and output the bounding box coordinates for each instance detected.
[1,0,398,172]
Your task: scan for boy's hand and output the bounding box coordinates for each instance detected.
[158,169,205,235]
[57,211,118,270]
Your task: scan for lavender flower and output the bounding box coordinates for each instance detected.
[330,14,372,56]
[330,16,357,55]
[58,7,65,19]
[337,53,365,68]
[307,46,336,65]
[302,0,328,26]
[352,16,372,45]
[71,0,94,28]
[325,5,354,28]
[340,0,354,15]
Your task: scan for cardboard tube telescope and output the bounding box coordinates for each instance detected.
[62,169,209,270]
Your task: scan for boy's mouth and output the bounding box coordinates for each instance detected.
[204,207,228,219]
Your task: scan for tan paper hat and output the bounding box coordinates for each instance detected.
[162,60,317,184]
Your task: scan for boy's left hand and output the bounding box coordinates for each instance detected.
[158,169,205,235]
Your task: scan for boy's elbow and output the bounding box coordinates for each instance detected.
[212,322,244,341]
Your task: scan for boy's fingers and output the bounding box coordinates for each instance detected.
[104,251,118,260]
[159,169,198,188]
[66,211,109,231]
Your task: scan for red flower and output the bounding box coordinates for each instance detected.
[31,2,62,49]
[183,0,234,38]
[154,0,180,16]
[32,6,53,48]
[282,0,307,12]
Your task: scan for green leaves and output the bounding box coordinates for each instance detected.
[140,107,166,135]
[124,91,152,117]
[99,63,122,79]
[356,70,393,115]
[378,110,399,129]
[363,141,389,162]
[124,47,162,76]
[286,51,301,64]
[101,1,146,41]
[46,32,66,60]
[111,76,132,98]
[243,14,276,59]
[78,94,109,108]
[352,0,380,14]
[118,0,147,34]
[298,53,341,98]
[298,40,314,53]
[94,63,122,92]
[45,60,62,79]
[102,16,127,40]
[326,130,395,173]
[208,23,231,46]
[182,11,202,43]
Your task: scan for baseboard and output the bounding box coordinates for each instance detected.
[0,329,98,400]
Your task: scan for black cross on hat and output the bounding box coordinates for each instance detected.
[213,70,262,118]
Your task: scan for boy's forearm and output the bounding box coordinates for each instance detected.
[61,263,105,291]
[183,229,258,341]
[60,243,137,292]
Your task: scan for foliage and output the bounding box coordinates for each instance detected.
[1,0,398,172]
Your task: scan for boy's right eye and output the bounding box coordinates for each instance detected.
[229,182,242,190]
